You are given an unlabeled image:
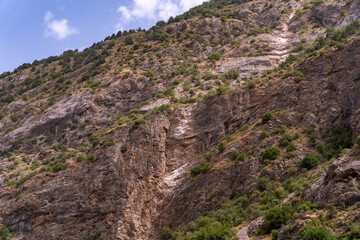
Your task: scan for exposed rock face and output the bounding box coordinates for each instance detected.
[237,218,264,240]
[2,36,360,239]
[1,0,360,239]
[305,149,360,206]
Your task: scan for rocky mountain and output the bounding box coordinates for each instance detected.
[1,0,360,239]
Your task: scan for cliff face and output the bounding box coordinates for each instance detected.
[1,0,360,239]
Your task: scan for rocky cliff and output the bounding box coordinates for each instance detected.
[1,0,360,239]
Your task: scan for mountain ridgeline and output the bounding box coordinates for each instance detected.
[1,0,360,239]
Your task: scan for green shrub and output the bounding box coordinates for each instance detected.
[166,27,174,33]
[87,154,96,162]
[77,155,86,162]
[163,88,175,97]
[125,36,134,45]
[103,142,115,147]
[248,27,271,36]
[296,201,313,212]
[15,171,38,187]
[132,119,148,129]
[300,152,321,170]
[297,220,335,240]
[260,131,268,139]
[0,225,10,240]
[159,227,175,240]
[286,142,296,152]
[356,135,360,146]
[121,144,128,152]
[190,160,212,177]
[189,217,232,240]
[218,141,227,153]
[224,68,239,79]
[262,146,280,161]
[50,160,68,172]
[280,134,293,147]
[90,132,101,147]
[216,85,231,94]
[262,111,276,123]
[258,177,268,191]
[261,205,292,234]
[172,79,180,85]
[208,52,222,62]
[236,153,247,162]
[205,153,213,161]
[346,225,360,240]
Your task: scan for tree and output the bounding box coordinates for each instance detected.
[261,205,292,234]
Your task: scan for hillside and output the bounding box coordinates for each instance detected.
[1,0,360,239]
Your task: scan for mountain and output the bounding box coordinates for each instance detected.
[1,0,360,239]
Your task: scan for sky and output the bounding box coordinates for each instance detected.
[0,0,207,73]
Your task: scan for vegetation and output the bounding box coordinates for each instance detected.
[300,152,321,170]
[0,225,10,240]
[190,160,212,177]
[261,205,292,234]
[262,111,276,123]
[218,141,227,153]
[224,68,239,79]
[262,146,280,161]
[297,220,335,240]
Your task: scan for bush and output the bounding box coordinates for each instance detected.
[280,134,293,147]
[297,220,335,240]
[224,68,239,79]
[159,227,175,240]
[0,225,10,240]
[77,155,86,162]
[90,132,101,147]
[190,160,212,177]
[208,52,222,62]
[262,146,280,161]
[356,135,360,146]
[132,119,148,129]
[121,144,128,153]
[166,27,174,33]
[346,225,360,240]
[190,217,232,240]
[258,177,268,191]
[300,152,321,170]
[236,153,247,162]
[87,154,96,162]
[261,205,292,234]
[216,85,231,94]
[218,141,227,153]
[262,111,276,123]
[286,142,296,152]
[125,36,134,45]
[260,131,268,139]
[103,142,115,147]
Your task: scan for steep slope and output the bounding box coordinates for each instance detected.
[0,0,360,239]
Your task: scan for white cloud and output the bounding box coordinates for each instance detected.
[44,11,78,40]
[180,0,207,10]
[115,0,208,31]
[158,1,180,20]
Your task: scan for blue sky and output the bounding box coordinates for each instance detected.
[0,0,207,73]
